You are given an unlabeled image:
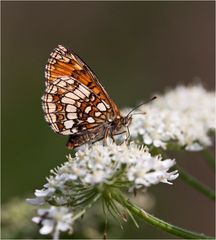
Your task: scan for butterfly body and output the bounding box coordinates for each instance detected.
[42,45,131,149]
[66,117,125,149]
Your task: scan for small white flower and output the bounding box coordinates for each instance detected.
[35,188,54,198]
[125,85,215,151]
[32,206,73,239]
[26,197,45,206]
[84,170,108,184]
[26,188,55,206]
[126,154,178,188]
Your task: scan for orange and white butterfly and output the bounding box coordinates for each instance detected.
[42,45,132,149]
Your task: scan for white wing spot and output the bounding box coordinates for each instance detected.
[46,94,53,102]
[45,72,49,78]
[66,79,74,84]
[62,97,75,104]
[74,89,85,98]
[62,56,70,63]
[87,117,95,123]
[102,100,110,109]
[58,45,67,51]
[49,113,57,122]
[95,112,102,117]
[47,103,56,112]
[61,129,72,135]
[64,120,74,129]
[51,123,59,132]
[97,102,106,111]
[61,76,71,81]
[79,85,90,97]
[91,95,95,101]
[71,128,78,133]
[49,58,56,64]
[45,114,56,123]
[85,106,91,114]
[65,92,80,100]
[76,101,81,107]
[48,85,57,94]
[45,65,55,70]
[58,81,67,87]
[67,113,78,120]
[41,94,52,102]
[66,105,77,112]
[54,53,62,60]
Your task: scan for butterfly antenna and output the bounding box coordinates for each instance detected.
[131,112,146,116]
[126,96,157,117]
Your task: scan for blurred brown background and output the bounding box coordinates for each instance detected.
[2,1,215,239]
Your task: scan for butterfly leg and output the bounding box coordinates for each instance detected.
[118,128,130,145]
[125,126,131,142]
[113,130,127,136]
[112,130,127,145]
[103,128,110,145]
[110,130,116,142]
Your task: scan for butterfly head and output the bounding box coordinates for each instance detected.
[122,115,133,127]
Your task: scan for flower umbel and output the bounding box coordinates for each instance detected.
[28,142,178,238]
[32,206,73,239]
[126,85,215,151]
[29,143,178,206]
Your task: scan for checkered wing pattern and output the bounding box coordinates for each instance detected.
[45,45,120,115]
[42,76,114,135]
[42,45,123,148]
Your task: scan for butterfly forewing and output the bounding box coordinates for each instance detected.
[42,45,124,148]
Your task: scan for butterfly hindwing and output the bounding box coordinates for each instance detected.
[42,45,126,149]
[42,76,113,135]
[45,45,120,117]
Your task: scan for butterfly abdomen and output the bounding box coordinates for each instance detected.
[66,125,106,149]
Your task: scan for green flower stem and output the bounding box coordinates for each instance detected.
[177,166,215,201]
[160,150,215,201]
[201,149,215,169]
[114,192,214,239]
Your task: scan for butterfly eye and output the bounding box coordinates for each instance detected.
[123,116,132,126]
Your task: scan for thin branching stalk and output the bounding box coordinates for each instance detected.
[177,165,215,201]
[71,193,101,222]
[201,149,215,169]
[113,192,214,239]
[160,150,215,201]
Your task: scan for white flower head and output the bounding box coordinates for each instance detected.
[126,153,178,188]
[126,85,215,151]
[29,143,178,207]
[32,206,73,239]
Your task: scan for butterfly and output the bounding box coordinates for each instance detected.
[41,45,133,149]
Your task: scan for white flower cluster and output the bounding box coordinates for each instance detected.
[28,143,178,206]
[127,85,215,151]
[28,143,178,238]
[32,206,73,239]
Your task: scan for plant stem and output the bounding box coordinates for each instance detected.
[201,149,215,169]
[161,150,215,201]
[114,192,214,239]
[177,166,215,201]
